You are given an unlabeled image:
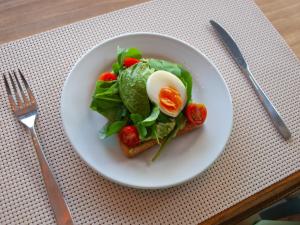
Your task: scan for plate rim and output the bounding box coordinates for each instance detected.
[60,32,233,189]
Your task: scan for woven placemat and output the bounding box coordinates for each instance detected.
[0,0,299,224]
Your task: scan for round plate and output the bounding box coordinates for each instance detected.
[61,33,233,189]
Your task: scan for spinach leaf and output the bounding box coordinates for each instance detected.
[157,113,172,123]
[113,47,142,75]
[156,121,176,139]
[117,47,124,66]
[141,106,160,127]
[178,67,193,103]
[152,113,186,161]
[142,120,175,145]
[112,62,121,74]
[174,113,187,135]
[125,48,142,60]
[137,124,147,139]
[130,113,143,124]
[148,59,181,76]
[117,47,142,66]
[119,62,154,117]
[129,106,161,140]
[152,126,161,145]
[99,120,127,139]
[99,122,110,139]
[130,113,148,139]
[90,80,127,121]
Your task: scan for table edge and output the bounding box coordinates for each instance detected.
[199,171,300,225]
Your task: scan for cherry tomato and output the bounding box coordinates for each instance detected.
[98,72,117,81]
[123,57,140,67]
[185,103,207,125]
[119,125,140,147]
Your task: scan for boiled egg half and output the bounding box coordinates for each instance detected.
[146,70,187,117]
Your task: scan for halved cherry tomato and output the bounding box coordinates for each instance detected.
[119,125,140,147]
[98,72,117,81]
[185,103,207,125]
[123,57,140,68]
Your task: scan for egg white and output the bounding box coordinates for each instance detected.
[146,70,187,117]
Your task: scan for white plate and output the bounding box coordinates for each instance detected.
[61,33,233,189]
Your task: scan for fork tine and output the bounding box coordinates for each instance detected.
[3,74,12,95]
[13,70,29,107]
[18,69,36,104]
[8,72,23,108]
[3,74,17,112]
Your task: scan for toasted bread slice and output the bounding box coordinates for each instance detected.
[119,123,199,158]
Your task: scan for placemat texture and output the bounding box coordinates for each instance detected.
[0,0,299,224]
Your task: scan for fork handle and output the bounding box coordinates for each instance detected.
[29,127,74,225]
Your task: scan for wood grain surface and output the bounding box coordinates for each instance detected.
[0,0,299,224]
[256,0,300,58]
[0,0,147,44]
[0,0,299,59]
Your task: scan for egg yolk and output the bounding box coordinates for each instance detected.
[159,87,182,113]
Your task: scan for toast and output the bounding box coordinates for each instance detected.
[119,122,199,158]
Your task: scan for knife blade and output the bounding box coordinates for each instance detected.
[210,20,248,70]
[210,20,291,140]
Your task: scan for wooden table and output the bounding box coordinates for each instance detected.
[1,1,299,224]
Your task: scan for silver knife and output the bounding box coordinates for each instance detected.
[210,20,291,140]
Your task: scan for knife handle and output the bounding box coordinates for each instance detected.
[242,67,291,140]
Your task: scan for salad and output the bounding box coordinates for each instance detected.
[90,47,207,161]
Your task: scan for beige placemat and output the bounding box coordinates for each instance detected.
[0,0,299,224]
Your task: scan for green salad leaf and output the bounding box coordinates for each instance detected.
[157,113,172,123]
[141,105,160,127]
[130,113,143,124]
[137,125,148,139]
[99,120,127,139]
[148,59,181,76]
[119,62,154,117]
[137,120,175,144]
[151,125,160,144]
[117,47,142,65]
[174,112,188,133]
[112,47,143,74]
[141,120,175,145]
[156,121,176,139]
[152,113,187,161]
[112,62,121,75]
[130,113,148,139]
[129,106,173,141]
[90,80,128,121]
[178,67,193,103]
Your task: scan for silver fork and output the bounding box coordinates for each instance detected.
[3,69,74,225]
